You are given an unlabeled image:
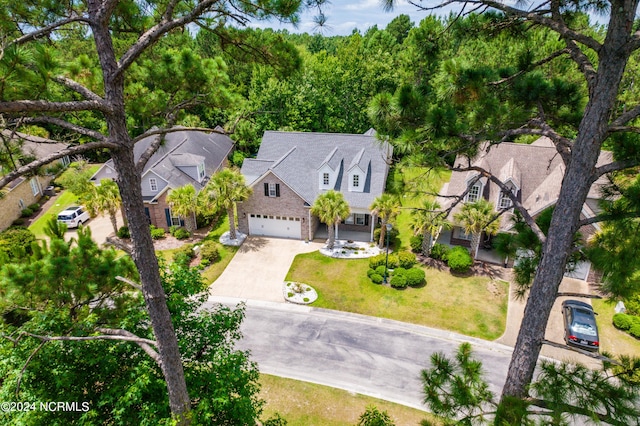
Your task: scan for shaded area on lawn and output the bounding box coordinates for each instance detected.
[286,251,508,341]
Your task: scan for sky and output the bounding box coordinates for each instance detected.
[249,0,451,36]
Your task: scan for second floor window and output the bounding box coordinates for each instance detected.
[149,178,158,191]
[353,175,359,188]
[466,182,481,203]
[323,173,329,186]
[198,163,205,181]
[498,190,513,209]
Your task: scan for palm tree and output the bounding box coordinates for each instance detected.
[453,198,500,259]
[205,169,252,240]
[86,179,122,235]
[311,190,350,250]
[166,184,198,232]
[370,193,400,249]
[410,200,448,256]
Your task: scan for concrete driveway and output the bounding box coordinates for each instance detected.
[209,236,324,302]
[497,275,601,368]
[65,212,122,245]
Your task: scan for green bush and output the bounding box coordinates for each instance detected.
[174,244,196,261]
[374,265,386,276]
[369,254,386,269]
[149,225,166,239]
[373,226,400,245]
[613,313,634,331]
[173,228,191,240]
[447,246,473,273]
[430,243,449,261]
[370,273,384,284]
[630,323,640,339]
[397,251,416,269]
[410,235,423,253]
[12,218,26,226]
[367,268,376,277]
[390,274,408,289]
[28,203,40,211]
[21,208,34,217]
[393,267,407,277]
[625,294,640,316]
[358,405,395,426]
[405,268,426,286]
[199,258,211,268]
[263,412,288,426]
[117,226,130,238]
[169,225,179,236]
[200,240,220,263]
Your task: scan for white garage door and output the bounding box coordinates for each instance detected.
[248,214,301,239]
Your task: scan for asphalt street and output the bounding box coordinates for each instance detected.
[206,297,515,411]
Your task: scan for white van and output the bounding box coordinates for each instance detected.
[57,206,90,229]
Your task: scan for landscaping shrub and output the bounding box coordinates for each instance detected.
[117,226,130,238]
[387,254,399,269]
[410,235,423,253]
[174,244,196,260]
[613,313,634,331]
[630,323,640,339]
[367,268,376,278]
[172,227,191,240]
[625,294,640,316]
[405,268,426,286]
[430,243,449,261]
[447,246,473,273]
[369,254,386,269]
[12,218,26,226]
[393,267,407,277]
[370,273,384,284]
[21,208,34,217]
[397,251,416,269]
[169,225,179,235]
[375,265,387,276]
[200,240,220,263]
[28,203,40,211]
[373,226,399,245]
[358,405,395,426]
[389,274,408,289]
[149,225,166,239]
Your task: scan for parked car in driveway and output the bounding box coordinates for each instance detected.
[57,206,90,229]
[562,300,599,351]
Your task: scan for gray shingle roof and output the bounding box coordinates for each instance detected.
[441,137,613,231]
[242,130,392,209]
[99,128,233,191]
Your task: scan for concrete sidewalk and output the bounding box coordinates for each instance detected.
[209,236,324,302]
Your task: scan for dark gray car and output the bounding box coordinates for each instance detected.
[562,300,599,352]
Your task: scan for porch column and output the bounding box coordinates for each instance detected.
[370,214,375,242]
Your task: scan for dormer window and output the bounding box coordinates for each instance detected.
[323,173,329,186]
[149,178,158,192]
[353,174,360,188]
[465,181,481,203]
[498,191,513,209]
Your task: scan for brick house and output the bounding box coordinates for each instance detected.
[0,131,70,231]
[437,136,612,278]
[237,130,393,241]
[91,128,234,230]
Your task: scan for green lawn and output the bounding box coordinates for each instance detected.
[28,190,79,238]
[286,251,508,340]
[592,299,640,357]
[387,166,451,251]
[259,374,435,426]
[200,217,239,284]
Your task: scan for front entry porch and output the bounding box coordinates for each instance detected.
[313,225,372,243]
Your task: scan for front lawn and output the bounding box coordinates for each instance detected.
[286,252,508,340]
[28,191,79,238]
[592,299,640,357]
[259,374,435,425]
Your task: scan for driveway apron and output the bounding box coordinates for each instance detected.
[209,236,323,302]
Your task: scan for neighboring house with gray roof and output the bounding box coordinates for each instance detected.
[91,128,234,230]
[437,137,612,275]
[237,130,393,241]
[0,131,70,231]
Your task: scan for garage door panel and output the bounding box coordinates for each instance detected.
[248,215,301,239]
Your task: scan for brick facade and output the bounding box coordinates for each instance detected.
[237,172,312,240]
[0,175,53,231]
